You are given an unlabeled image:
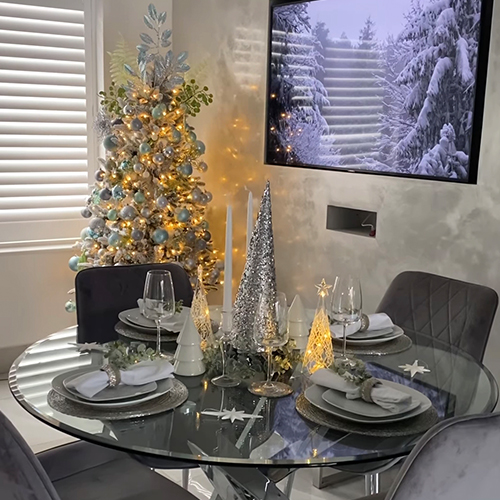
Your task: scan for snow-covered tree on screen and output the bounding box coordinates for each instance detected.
[379,0,481,179]
[268,4,337,167]
[358,17,376,50]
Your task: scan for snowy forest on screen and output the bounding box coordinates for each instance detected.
[266,0,485,181]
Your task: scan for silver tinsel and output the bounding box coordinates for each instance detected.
[231,181,278,352]
[93,109,113,140]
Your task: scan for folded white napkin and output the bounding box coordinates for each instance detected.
[331,313,394,338]
[310,368,411,413]
[66,360,175,399]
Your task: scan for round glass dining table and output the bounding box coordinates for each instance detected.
[9,327,498,472]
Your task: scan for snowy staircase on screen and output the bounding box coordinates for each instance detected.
[320,42,383,168]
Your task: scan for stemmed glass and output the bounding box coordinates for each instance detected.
[331,276,362,362]
[211,310,240,387]
[249,292,293,398]
[143,270,175,359]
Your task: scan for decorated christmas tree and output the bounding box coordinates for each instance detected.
[66,4,220,311]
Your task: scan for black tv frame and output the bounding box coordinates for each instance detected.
[264,0,494,184]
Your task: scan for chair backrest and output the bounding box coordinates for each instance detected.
[376,271,498,362]
[76,263,194,343]
[387,412,500,500]
[0,411,60,500]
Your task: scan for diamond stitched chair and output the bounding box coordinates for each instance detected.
[0,410,197,500]
[75,262,194,344]
[357,412,500,500]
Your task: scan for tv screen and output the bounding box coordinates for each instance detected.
[266,0,493,183]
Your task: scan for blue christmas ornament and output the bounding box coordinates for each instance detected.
[195,140,206,155]
[107,208,118,221]
[80,227,90,240]
[152,103,167,120]
[103,134,119,151]
[178,162,193,176]
[205,191,213,202]
[134,191,145,204]
[131,229,144,241]
[170,128,181,143]
[120,160,132,172]
[185,231,196,245]
[112,184,125,200]
[177,208,191,223]
[81,207,92,218]
[152,228,169,244]
[156,195,168,209]
[65,300,76,313]
[130,118,143,131]
[191,188,202,202]
[202,230,212,241]
[68,256,80,272]
[120,206,136,220]
[139,142,152,155]
[195,239,207,251]
[187,131,197,143]
[108,232,121,247]
[99,188,112,201]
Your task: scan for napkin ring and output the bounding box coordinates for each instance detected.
[360,377,380,403]
[359,314,370,332]
[101,364,121,388]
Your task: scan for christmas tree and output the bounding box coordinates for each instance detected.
[358,17,376,50]
[67,4,221,305]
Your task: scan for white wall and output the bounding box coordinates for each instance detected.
[171,0,500,384]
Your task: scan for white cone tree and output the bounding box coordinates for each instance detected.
[174,314,205,376]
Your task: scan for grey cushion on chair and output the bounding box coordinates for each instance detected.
[0,411,59,500]
[76,263,194,343]
[0,410,197,500]
[376,271,498,362]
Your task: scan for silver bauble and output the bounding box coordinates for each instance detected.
[133,162,144,173]
[153,153,165,165]
[156,195,168,209]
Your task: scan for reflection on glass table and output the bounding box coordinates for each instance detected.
[9,327,497,469]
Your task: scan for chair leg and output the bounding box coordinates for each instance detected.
[182,468,190,490]
[364,472,380,496]
[283,471,296,498]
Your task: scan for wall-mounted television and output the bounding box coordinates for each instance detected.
[265,0,493,183]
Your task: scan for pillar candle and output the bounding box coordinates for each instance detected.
[246,190,253,251]
[222,204,233,331]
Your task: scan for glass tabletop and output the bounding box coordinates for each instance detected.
[8,328,498,468]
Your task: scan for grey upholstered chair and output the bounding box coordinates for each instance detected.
[0,411,197,500]
[376,271,498,363]
[76,262,194,344]
[316,271,498,496]
[358,412,500,500]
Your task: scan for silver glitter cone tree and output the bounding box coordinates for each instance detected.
[232,181,277,352]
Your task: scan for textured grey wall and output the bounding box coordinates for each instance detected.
[172,0,500,383]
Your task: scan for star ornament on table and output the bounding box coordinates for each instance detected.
[201,408,263,424]
[70,342,107,353]
[399,360,431,378]
[315,279,332,298]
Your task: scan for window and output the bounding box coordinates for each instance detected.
[0,0,100,250]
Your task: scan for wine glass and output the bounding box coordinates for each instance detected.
[143,270,175,359]
[331,275,362,362]
[211,310,240,387]
[249,292,293,398]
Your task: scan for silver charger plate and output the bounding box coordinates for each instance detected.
[347,326,395,340]
[115,321,178,343]
[118,313,175,334]
[345,326,404,346]
[120,307,189,332]
[52,370,174,409]
[305,384,431,424]
[63,371,157,402]
[296,393,439,437]
[48,378,188,420]
[332,333,412,356]
[321,382,422,419]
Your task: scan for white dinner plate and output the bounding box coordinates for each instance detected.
[118,313,178,336]
[343,326,404,346]
[119,306,189,332]
[321,387,421,418]
[347,327,395,340]
[52,369,174,409]
[304,383,431,424]
[63,372,157,402]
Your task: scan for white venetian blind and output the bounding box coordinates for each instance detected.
[0,0,90,247]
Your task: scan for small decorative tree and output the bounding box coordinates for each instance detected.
[174,314,205,376]
[303,280,334,373]
[191,265,213,347]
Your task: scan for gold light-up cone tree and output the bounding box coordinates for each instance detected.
[66,4,221,312]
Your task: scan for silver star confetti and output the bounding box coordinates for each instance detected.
[70,342,107,353]
[201,407,263,424]
[399,360,431,378]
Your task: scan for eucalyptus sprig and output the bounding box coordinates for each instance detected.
[330,357,372,386]
[176,79,213,117]
[98,82,127,117]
